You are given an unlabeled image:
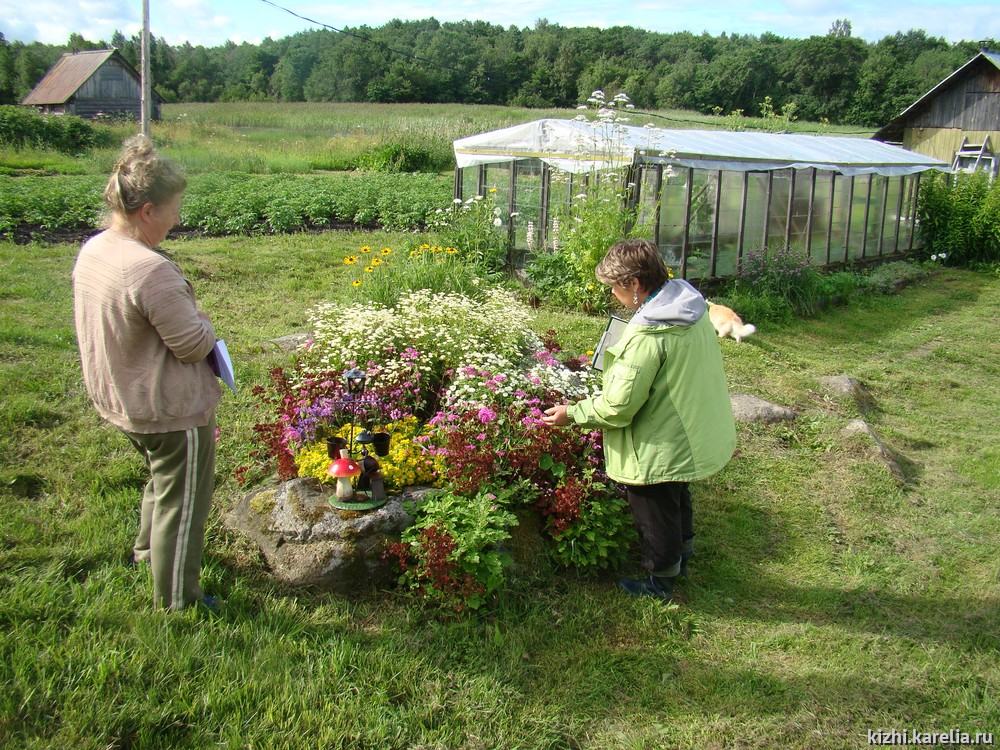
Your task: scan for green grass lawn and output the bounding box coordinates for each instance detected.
[1,233,997,749]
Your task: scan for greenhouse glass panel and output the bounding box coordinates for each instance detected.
[788,169,813,253]
[658,170,690,266]
[897,176,917,251]
[635,165,661,231]
[810,171,834,265]
[862,175,887,258]
[829,175,853,263]
[685,169,719,280]
[459,166,477,202]
[881,177,903,254]
[766,171,790,249]
[512,160,543,262]
[714,170,746,278]
[847,175,871,260]
[742,172,771,254]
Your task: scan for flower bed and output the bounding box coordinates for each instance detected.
[243,284,637,610]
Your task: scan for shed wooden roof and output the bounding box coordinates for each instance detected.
[874,50,1000,142]
[21,49,129,105]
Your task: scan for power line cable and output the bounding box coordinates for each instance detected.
[256,0,470,77]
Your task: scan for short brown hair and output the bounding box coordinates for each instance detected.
[595,239,668,293]
[103,134,187,216]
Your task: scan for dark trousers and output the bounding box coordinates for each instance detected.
[626,481,692,577]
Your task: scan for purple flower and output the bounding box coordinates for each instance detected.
[477,407,497,424]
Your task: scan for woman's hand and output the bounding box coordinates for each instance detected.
[542,404,570,426]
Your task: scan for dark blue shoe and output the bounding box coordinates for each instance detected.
[198,595,222,614]
[618,574,675,602]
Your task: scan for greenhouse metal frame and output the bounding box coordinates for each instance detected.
[453,119,950,279]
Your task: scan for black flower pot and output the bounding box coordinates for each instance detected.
[372,432,391,457]
[326,436,348,459]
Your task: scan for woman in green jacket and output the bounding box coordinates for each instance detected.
[542,239,736,601]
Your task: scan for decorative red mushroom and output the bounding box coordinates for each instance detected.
[327,449,361,500]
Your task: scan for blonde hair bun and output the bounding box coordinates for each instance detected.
[103,134,186,216]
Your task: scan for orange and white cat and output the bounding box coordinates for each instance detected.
[707,301,756,343]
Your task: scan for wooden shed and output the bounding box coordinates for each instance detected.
[20,49,160,120]
[874,50,1000,178]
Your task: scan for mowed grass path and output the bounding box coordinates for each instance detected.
[1,234,997,749]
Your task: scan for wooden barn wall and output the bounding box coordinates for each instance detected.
[903,128,1000,162]
[907,63,1000,131]
[70,59,152,119]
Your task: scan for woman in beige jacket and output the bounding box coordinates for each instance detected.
[73,135,222,612]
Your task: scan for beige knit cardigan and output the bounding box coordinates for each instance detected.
[72,230,222,434]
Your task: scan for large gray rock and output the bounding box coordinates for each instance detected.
[841,419,906,484]
[225,478,417,594]
[730,393,797,423]
[820,376,876,413]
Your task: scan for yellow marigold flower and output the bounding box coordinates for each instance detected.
[445,246,458,254]
[381,247,392,255]
[360,245,372,253]
[352,279,363,287]
[371,258,382,266]
[364,266,374,273]
[488,187,497,193]
[420,243,430,250]
[344,256,358,265]
[431,246,442,253]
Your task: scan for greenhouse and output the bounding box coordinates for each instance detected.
[453,119,950,279]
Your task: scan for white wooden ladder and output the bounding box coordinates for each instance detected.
[952,135,996,177]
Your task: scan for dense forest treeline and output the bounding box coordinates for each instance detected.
[1,19,996,127]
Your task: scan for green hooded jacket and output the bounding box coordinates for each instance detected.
[567,279,736,485]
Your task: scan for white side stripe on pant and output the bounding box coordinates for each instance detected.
[171,427,198,610]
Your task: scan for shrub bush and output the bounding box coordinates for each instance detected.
[0,106,106,153]
[356,142,444,173]
[735,246,826,315]
[861,260,930,295]
[917,171,1000,267]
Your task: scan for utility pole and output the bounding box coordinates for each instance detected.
[140,0,151,136]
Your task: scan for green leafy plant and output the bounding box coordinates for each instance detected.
[430,190,512,275]
[0,171,453,238]
[386,489,517,611]
[917,171,1000,267]
[733,245,827,317]
[539,479,636,571]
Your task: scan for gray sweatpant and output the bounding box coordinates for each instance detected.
[125,416,216,611]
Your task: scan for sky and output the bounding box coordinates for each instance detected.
[1,0,997,49]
